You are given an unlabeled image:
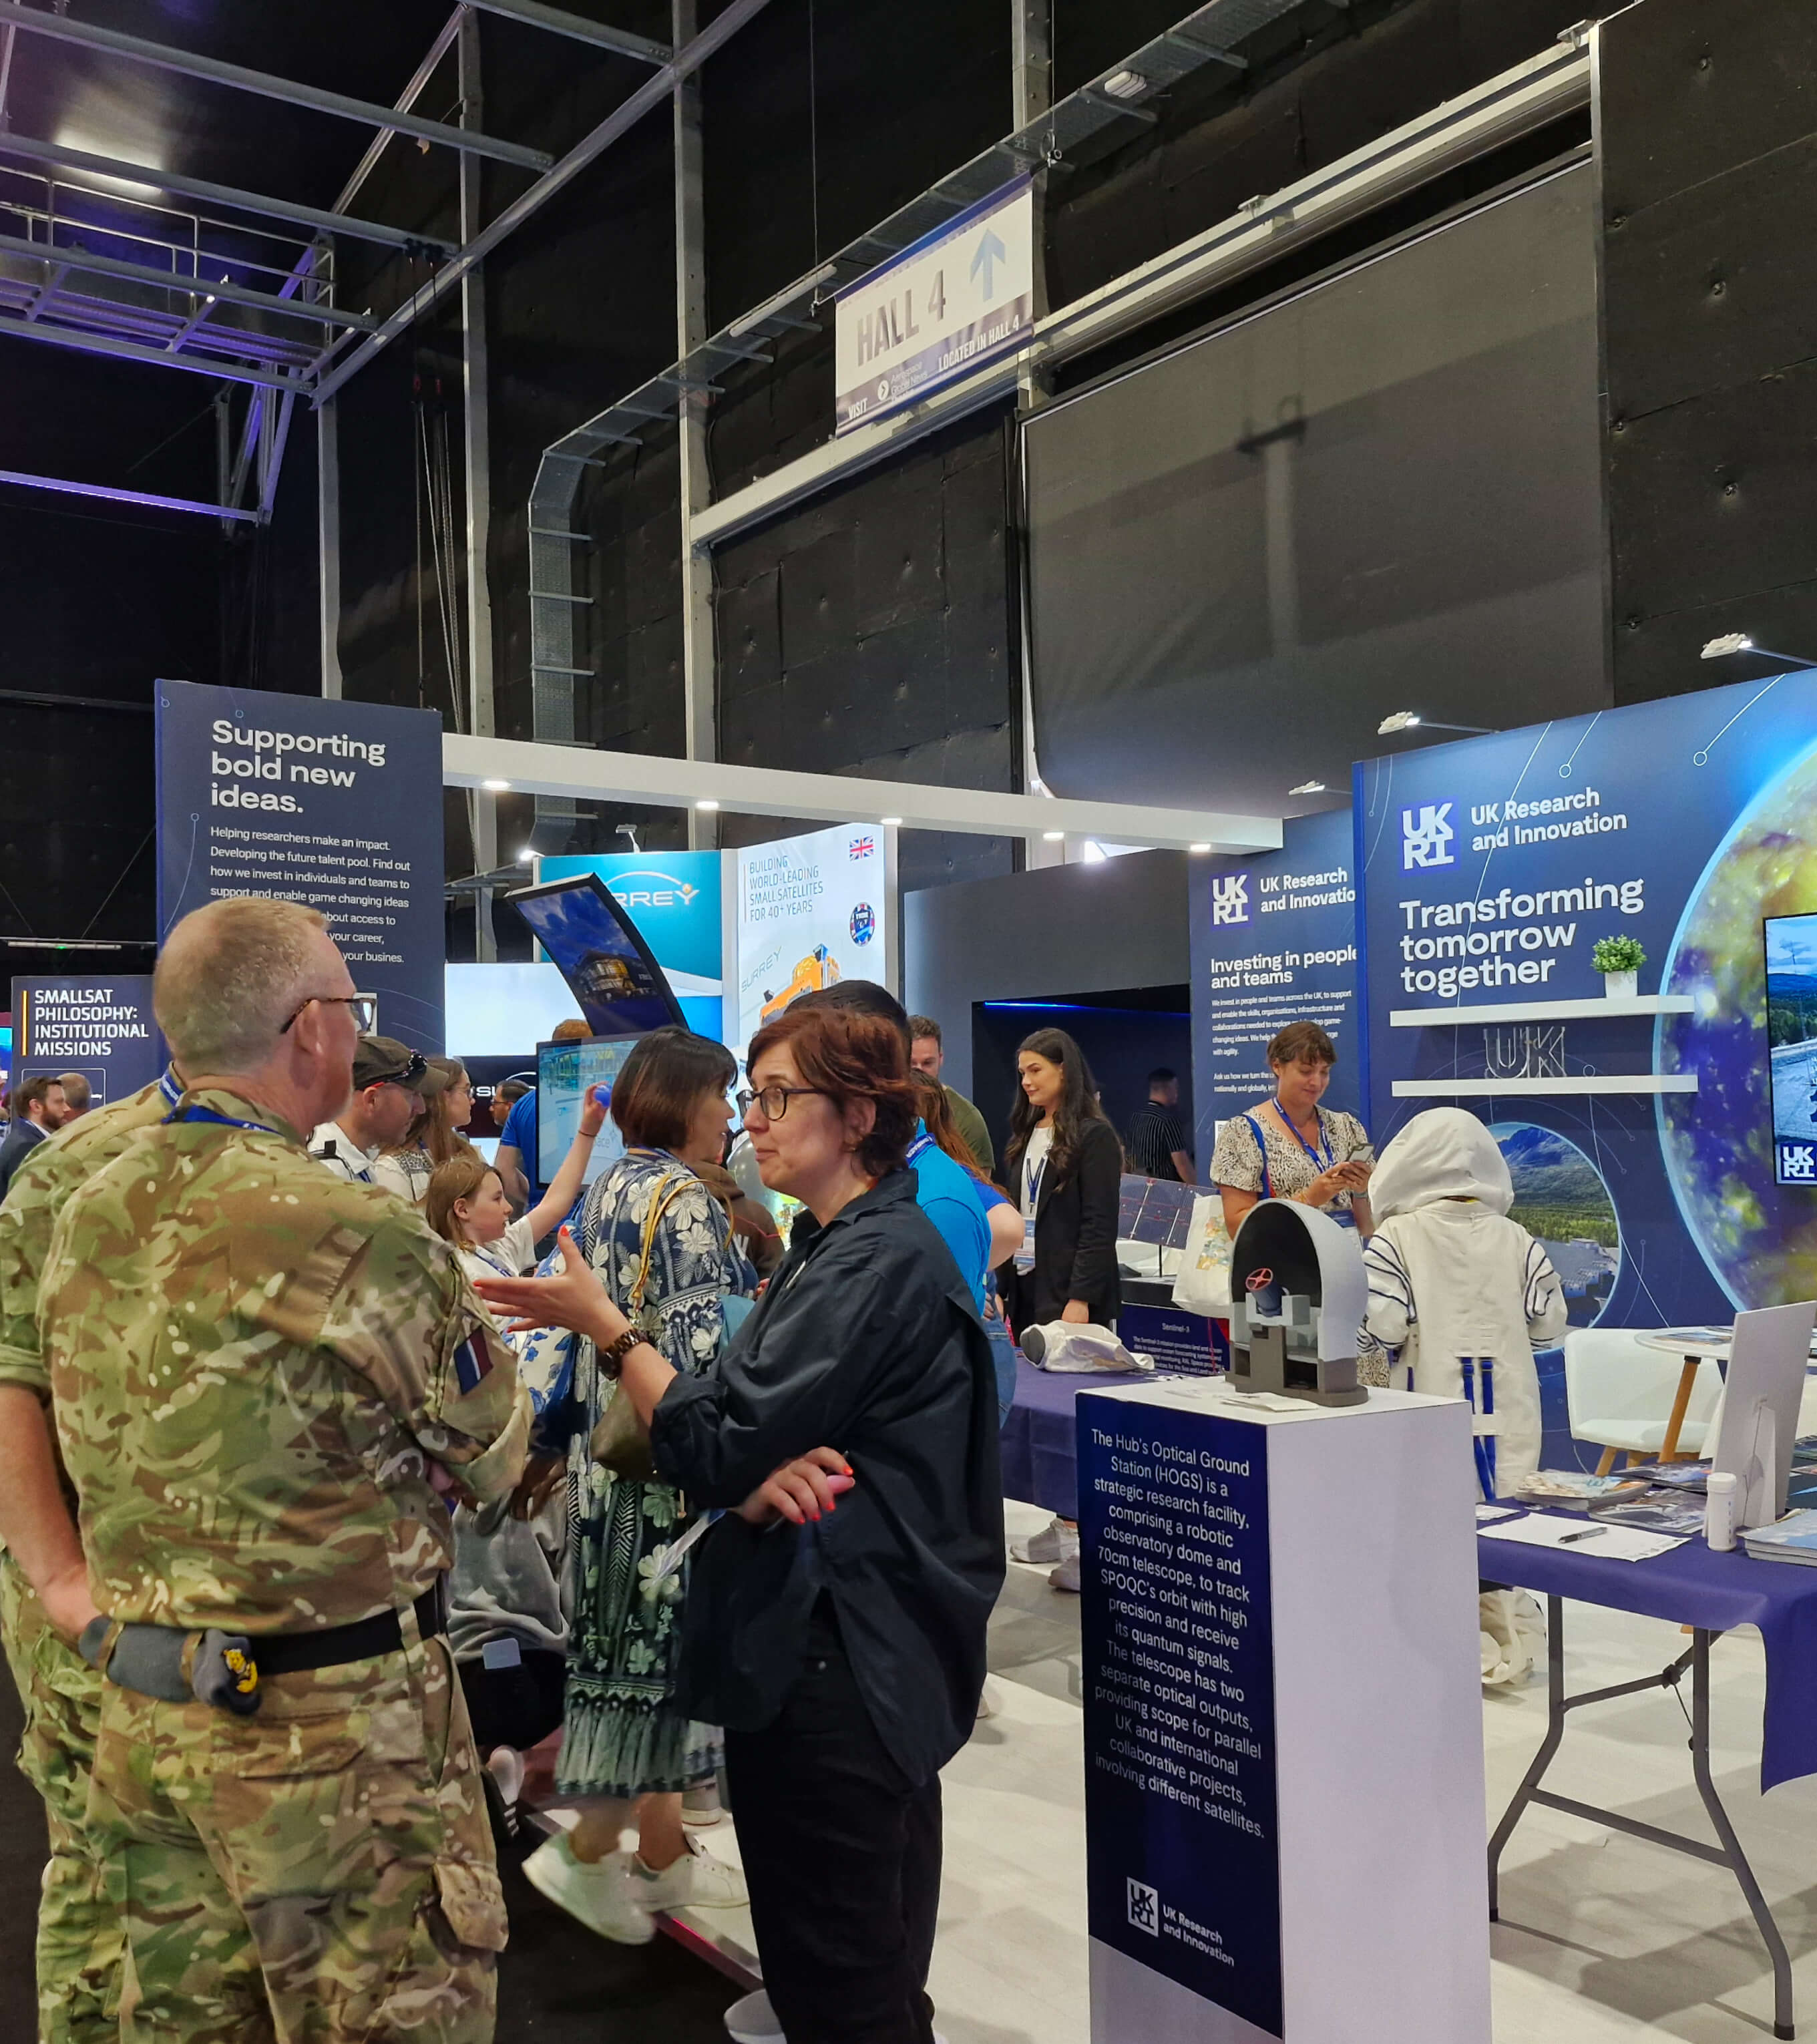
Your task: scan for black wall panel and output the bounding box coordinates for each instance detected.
[1601,0,1817,702]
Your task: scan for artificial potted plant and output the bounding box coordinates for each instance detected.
[1591,934,1645,1001]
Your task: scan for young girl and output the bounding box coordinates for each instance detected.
[1358,1107,1569,1497]
[426,1082,610,1283]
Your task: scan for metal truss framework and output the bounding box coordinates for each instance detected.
[0,0,775,524]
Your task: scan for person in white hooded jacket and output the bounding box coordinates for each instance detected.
[1358,1108,1569,1497]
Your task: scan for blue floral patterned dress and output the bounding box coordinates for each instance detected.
[556,1147,757,1798]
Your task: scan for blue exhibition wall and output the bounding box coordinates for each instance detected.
[1189,807,1364,1162]
[9,975,162,1107]
[1357,668,1817,1331]
[155,680,446,1053]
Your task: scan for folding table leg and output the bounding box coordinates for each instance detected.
[1488,1593,1567,1919]
[1691,1630,1795,2040]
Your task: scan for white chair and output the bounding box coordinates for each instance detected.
[1563,1328,1724,1472]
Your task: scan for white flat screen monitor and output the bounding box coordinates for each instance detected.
[1709,1300,1817,1528]
[538,1035,635,1189]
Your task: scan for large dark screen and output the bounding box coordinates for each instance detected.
[1024,165,1607,817]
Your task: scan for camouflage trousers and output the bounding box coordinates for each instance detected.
[83,1623,506,2043]
[0,1551,122,2044]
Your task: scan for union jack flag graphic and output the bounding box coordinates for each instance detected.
[849,836,875,859]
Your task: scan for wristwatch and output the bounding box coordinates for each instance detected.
[599,1326,643,1380]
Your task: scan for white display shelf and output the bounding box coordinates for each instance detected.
[1390,995,1693,1027]
[1391,1074,1698,1098]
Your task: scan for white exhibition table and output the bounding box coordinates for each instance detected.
[1075,1378,1488,2044]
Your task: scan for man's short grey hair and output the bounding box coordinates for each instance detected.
[154,897,330,1073]
[55,1072,91,1113]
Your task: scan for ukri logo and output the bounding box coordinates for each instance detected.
[1211,873,1249,926]
[1400,801,1456,871]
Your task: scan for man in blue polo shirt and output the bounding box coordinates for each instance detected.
[795,982,990,1311]
[495,1018,590,1212]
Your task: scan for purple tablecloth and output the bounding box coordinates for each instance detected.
[1000,1359,1215,1519]
[1480,1512,1817,1792]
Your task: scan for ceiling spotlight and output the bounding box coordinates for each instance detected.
[694,798,720,812]
[1082,841,1108,864]
[516,847,535,862]
[481,778,510,791]
[1042,829,1066,842]
[1289,780,1327,796]
[879,816,902,827]
[1102,68,1150,99]
[1701,632,1817,669]
[1189,843,1213,854]
[1378,710,1497,737]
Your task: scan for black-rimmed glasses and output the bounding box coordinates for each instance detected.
[281,994,378,1035]
[735,1084,827,1121]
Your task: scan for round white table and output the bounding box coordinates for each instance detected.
[1634,1327,1817,1466]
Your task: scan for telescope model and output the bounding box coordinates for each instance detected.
[1227,1198,1369,1408]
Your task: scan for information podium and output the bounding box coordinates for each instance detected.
[1078,1378,1489,2043]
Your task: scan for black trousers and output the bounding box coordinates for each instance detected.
[457,1647,566,1756]
[725,1613,942,2044]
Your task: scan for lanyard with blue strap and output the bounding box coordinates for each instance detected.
[162,1102,284,1137]
[1016,1139,1047,1273]
[1460,1357,1498,1500]
[1243,1106,1357,1230]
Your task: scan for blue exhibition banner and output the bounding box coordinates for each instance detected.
[9,975,162,1107]
[1190,807,1363,1162]
[1078,1394,1281,2036]
[154,680,446,1054]
[1354,671,1817,1326]
[540,851,725,1041]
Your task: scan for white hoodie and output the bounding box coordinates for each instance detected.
[1359,1108,1569,1496]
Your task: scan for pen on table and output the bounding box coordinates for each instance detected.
[1558,1526,1607,1545]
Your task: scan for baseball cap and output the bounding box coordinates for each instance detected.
[352,1036,441,1095]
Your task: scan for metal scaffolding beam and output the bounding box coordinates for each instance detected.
[2,243,382,333]
[0,311,306,391]
[0,1,553,171]
[0,134,457,256]
[313,0,775,405]
[0,466,262,523]
[333,7,467,214]
[463,0,672,65]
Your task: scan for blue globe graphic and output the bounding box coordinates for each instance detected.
[1657,740,1817,1307]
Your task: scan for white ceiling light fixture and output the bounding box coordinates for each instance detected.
[694,798,720,812]
[1042,829,1066,842]
[1082,840,1108,863]
[481,778,511,791]
[516,847,535,862]
[1701,632,1817,668]
[1189,842,1213,853]
[1289,779,1326,795]
[1377,710,1496,737]
[1102,68,1150,99]
[879,815,902,827]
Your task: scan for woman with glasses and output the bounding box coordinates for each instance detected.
[475,1002,1003,2044]
[516,1027,756,1945]
[375,1055,478,1205]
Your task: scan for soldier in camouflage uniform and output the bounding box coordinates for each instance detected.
[0,1062,184,2043]
[37,896,529,2043]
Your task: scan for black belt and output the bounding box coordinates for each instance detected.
[254,1583,447,1677]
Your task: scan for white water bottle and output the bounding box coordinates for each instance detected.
[1706,1470,1738,1553]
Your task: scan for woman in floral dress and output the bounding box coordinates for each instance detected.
[522,1028,758,1944]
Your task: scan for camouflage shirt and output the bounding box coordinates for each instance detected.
[40,1085,528,1634]
[0,1070,182,1405]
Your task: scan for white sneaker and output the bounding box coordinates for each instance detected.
[976,1676,1003,1720]
[523,1833,657,1945]
[1049,1551,1082,1593]
[724,1988,783,2041]
[1010,1516,1077,1565]
[485,1745,524,1809]
[631,1838,750,1912]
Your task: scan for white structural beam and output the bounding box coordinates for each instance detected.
[446,733,1281,854]
[690,40,1591,552]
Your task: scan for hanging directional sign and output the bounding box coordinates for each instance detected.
[834,178,1034,435]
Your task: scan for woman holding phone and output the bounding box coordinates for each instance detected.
[1211,1020,1375,1238]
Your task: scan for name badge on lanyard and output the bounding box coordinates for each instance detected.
[1017,1153,1045,1273]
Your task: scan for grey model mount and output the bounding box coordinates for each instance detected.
[1228,1198,1369,1407]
